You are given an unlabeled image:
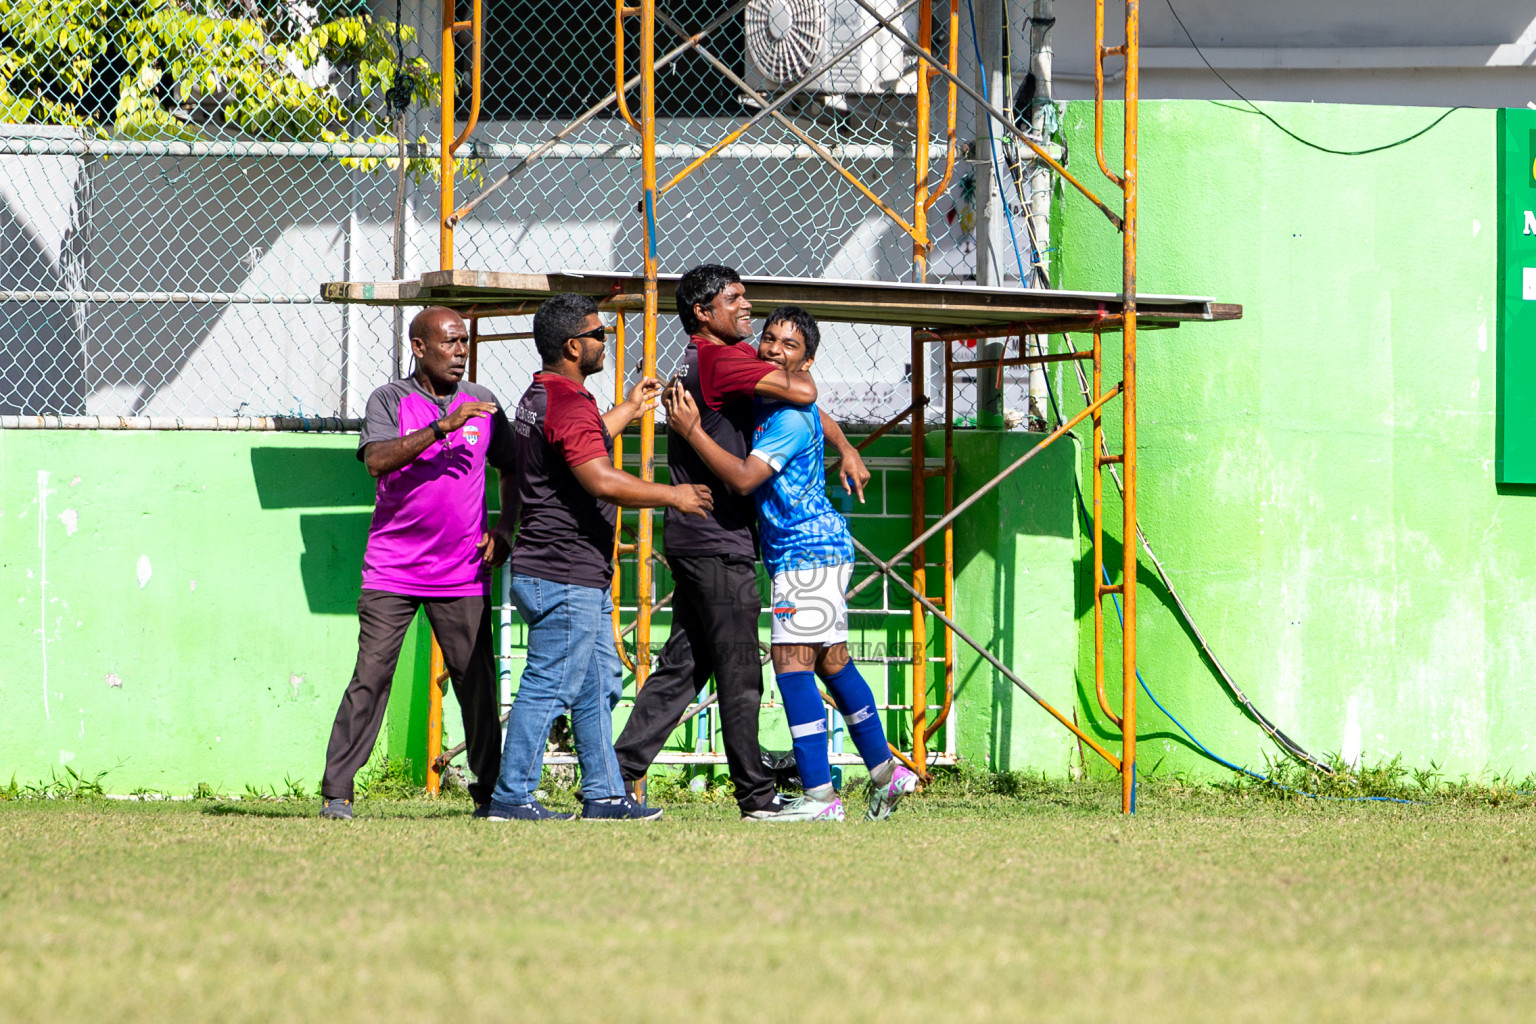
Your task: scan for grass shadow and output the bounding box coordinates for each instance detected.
[201,802,315,819]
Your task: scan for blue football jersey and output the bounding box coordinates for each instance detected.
[749,399,854,576]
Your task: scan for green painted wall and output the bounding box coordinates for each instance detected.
[0,432,378,792]
[9,101,1513,790]
[1057,100,1531,778]
[950,431,1080,774]
[0,427,1077,792]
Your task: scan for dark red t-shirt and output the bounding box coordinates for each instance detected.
[508,372,617,588]
[663,336,774,559]
[698,337,774,411]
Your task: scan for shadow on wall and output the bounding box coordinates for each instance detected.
[0,211,85,415]
[80,156,366,416]
[946,431,1077,771]
[0,144,391,417]
[250,446,375,614]
[1070,514,1265,764]
[0,141,87,415]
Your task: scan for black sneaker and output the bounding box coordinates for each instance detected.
[472,802,491,819]
[320,797,353,821]
[740,795,785,821]
[483,800,574,821]
[580,795,663,822]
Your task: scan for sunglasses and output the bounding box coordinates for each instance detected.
[570,326,606,343]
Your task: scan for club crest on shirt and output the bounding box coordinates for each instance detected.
[464,423,481,446]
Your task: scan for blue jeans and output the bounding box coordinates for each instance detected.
[491,576,627,806]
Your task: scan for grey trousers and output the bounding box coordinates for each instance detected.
[321,589,502,804]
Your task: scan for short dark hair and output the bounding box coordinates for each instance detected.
[764,305,820,359]
[532,293,600,365]
[675,264,741,335]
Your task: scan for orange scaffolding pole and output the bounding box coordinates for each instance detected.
[631,0,660,801]
[908,0,932,781]
[1090,0,1139,812]
[1120,0,1140,815]
[427,0,484,794]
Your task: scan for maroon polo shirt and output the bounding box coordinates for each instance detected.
[507,372,617,588]
[662,335,775,560]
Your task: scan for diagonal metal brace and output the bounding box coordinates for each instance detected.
[845,0,1124,230]
[654,9,920,241]
[846,383,1121,603]
[448,0,753,226]
[659,0,921,195]
[849,536,1121,770]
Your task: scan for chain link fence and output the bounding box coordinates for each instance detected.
[3,0,1047,423]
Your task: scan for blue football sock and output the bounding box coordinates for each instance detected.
[821,662,891,771]
[776,670,832,791]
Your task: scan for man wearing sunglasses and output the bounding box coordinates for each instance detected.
[484,293,714,821]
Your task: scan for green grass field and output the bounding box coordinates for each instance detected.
[3,777,1534,1023]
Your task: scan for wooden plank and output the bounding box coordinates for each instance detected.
[321,270,1243,330]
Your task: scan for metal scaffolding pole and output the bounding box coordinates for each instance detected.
[428,0,485,794]
[1091,0,1138,812]
[909,0,933,783]
[1120,0,1140,815]
[633,0,661,801]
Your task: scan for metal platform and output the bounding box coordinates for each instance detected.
[321,269,1241,331]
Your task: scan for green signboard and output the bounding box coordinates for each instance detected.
[1497,108,1536,484]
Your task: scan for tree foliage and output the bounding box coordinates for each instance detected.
[0,0,439,175]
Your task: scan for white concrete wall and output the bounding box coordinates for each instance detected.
[1040,1,1536,109]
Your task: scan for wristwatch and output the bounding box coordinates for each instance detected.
[431,420,447,441]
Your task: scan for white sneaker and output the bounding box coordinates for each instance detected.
[762,792,845,823]
[865,765,918,821]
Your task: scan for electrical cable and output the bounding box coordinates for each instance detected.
[962,0,1359,802]
[1040,331,1342,781]
[980,3,1333,777]
[967,0,1141,808]
[1163,0,1464,157]
[1046,354,1336,774]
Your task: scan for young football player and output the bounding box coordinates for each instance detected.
[663,306,918,822]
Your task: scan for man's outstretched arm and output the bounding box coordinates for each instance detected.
[752,365,818,405]
[602,376,662,437]
[570,458,715,516]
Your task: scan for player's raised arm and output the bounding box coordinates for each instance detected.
[664,383,774,495]
[603,375,662,436]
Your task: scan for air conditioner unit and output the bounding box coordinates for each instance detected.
[744,0,914,99]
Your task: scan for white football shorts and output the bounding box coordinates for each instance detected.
[769,563,853,646]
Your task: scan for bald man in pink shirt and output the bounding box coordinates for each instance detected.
[319,307,515,820]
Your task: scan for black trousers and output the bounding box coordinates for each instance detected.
[322,589,502,805]
[613,553,777,813]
